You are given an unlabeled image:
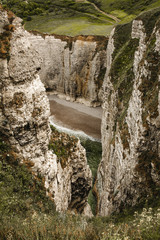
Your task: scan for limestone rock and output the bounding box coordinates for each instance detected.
[97,8,160,216]
[0,8,92,214]
[29,33,108,107]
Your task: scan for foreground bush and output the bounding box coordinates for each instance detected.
[1,207,160,239]
[1,131,160,239]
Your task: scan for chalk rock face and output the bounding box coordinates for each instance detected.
[29,33,108,106]
[97,9,160,216]
[0,9,92,214]
[49,129,92,213]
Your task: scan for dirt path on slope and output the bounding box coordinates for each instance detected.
[87,1,120,23]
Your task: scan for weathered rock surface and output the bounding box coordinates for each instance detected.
[0,8,92,214]
[1,5,160,218]
[49,128,92,213]
[97,8,160,216]
[29,32,108,106]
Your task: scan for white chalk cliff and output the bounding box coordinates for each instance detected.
[29,32,108,106]
[0,8,92,214]
[97,9,160,216]
[1,6,160,217]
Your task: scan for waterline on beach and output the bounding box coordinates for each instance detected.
[50,118,101,142]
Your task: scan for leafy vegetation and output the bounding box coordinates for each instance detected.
[1,0,114,36]
[1,202,160,239]
[90,0,160,18]
[2,0,160,36]
[0,134,56,220]
[81,138,102,181]
[1,124,160,239]
[136,7,160,39]
[81,138,102,215]
[108,21,139,149]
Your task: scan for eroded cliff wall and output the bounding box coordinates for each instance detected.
[1,5,160,218]
[29,32,108,106]
[97,8,160,216]
[0,8,92,215]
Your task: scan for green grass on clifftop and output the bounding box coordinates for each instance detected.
[25,14,113,36]
[1,0,114,36]
[2,0,160,36]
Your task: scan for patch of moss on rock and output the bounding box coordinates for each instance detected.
[112,22,132,59]
[136,7,160,40]
[109,23,139,148]
[139,33,160,124]
[80,138,102,215]
[49,125,78,169]
[110,25,139,125]
[0,27,12,60]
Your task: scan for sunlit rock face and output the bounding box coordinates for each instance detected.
[29,33,108,107]
[97,8,160,216]
[0,8,92,215]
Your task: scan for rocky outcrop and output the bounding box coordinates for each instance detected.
[29,32,108,106]
[0,8,92,214]
[49,127,92,213]
[97,8,160,216]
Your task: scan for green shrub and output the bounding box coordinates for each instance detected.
[0,135,55,219]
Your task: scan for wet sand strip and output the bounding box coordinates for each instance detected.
[49,99,102,140]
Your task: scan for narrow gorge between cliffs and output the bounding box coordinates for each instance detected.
[1,2,160,239]
[48,93,102,215]
[1,5,160,223]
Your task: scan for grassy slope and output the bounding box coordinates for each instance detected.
[94,0,160,15]
[2,0,160,36]
[89,0,160,24]
[25,14,113,36]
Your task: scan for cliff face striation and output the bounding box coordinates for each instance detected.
[0,8,92,215]
[1,5,160,218]
[97,8,160,216]
[29,32,108,106]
